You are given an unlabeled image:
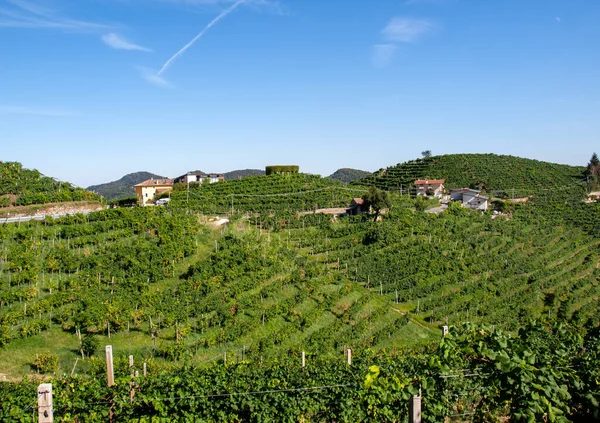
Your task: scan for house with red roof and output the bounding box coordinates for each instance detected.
[414,179,445,197]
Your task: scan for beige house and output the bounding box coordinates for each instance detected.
[415,179,445,197]
[134,178,173,206]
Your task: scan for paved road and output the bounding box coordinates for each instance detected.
[0,210,94,225]
[425,203,448,214]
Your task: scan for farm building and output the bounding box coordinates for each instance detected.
[415,179,445,197]
[450,188,489,211]
[173,172,224,185]
[134,178,173,206]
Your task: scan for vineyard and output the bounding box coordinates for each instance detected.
[1,155,600,421]
[169,173,364,214]
[355,154,585,196]
[0,162,99,208]
[1,322,599,422]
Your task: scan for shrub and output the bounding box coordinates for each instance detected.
[32,353,58,373]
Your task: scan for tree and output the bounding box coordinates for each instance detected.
[362,187,391,221]
[586,152,600,190]
[421,150,432,158]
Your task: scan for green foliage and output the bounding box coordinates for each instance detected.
[223,169,265,180]
[328,168,371,184]
[265,165,300,175]
[81,334,99,357]
[2,323,600,421]
[362,187,391,218]
[354,153,585,196]
[0,161,99,206]
[170,173,355,214]
[32,353,58,373]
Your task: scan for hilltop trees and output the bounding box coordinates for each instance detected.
[586,152,600,189]
[362,187,391,221]
[421,150,432,158]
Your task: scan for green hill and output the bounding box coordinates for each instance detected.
[328,168,371,183]
[87,171,165,201]
[223,169,265,180]
[1,153,600,421]
[355,153,585,196]
[170,173,364,214]
[0,161,98,208]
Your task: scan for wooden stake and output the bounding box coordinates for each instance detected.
[347,349,352,365]
[143,362,147,376]
[302,351,306,368]
[106,345,114,387]
[38,383,53,423]
[409,395,422,423]
[70,358,79,377]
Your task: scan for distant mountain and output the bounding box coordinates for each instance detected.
[224,169,265,180]
[87,171,165,200]
[328,168,371,184]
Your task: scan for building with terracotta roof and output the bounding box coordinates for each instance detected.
[414,179,445,197]
[134,178,173,206]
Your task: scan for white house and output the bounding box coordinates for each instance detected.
[450,188,489,211]
[415,179,445,197]
[173,172,224,185]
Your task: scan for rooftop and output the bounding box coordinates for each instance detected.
[415,179,445,185]
[134,178,174,187]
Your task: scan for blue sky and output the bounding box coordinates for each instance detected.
[1,0,598,187]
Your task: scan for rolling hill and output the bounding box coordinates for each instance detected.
[328,168,371,183]
[1,153,600,421]
[0,161,98,208]
[87,171,165,201]
[223,169,265,180]
[354,153,585,196]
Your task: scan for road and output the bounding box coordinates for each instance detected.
[0,211,94,225]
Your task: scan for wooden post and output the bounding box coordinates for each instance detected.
[301,351,306,368]
[409,395,422,423]
[106,345,114,387]
[347,349,352,365]
[143,362,147,376]
[129,355,134,368]
[442,326,449,337]
[37,383,53,423]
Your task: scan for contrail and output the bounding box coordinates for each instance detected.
[158,0,246,75]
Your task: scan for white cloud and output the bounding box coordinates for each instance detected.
[0,0,108,30]
[0,106,76,117]
[138,67,173,88]
[372,44,397,68]
[102,33,152,52]
[382,17,435,43]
